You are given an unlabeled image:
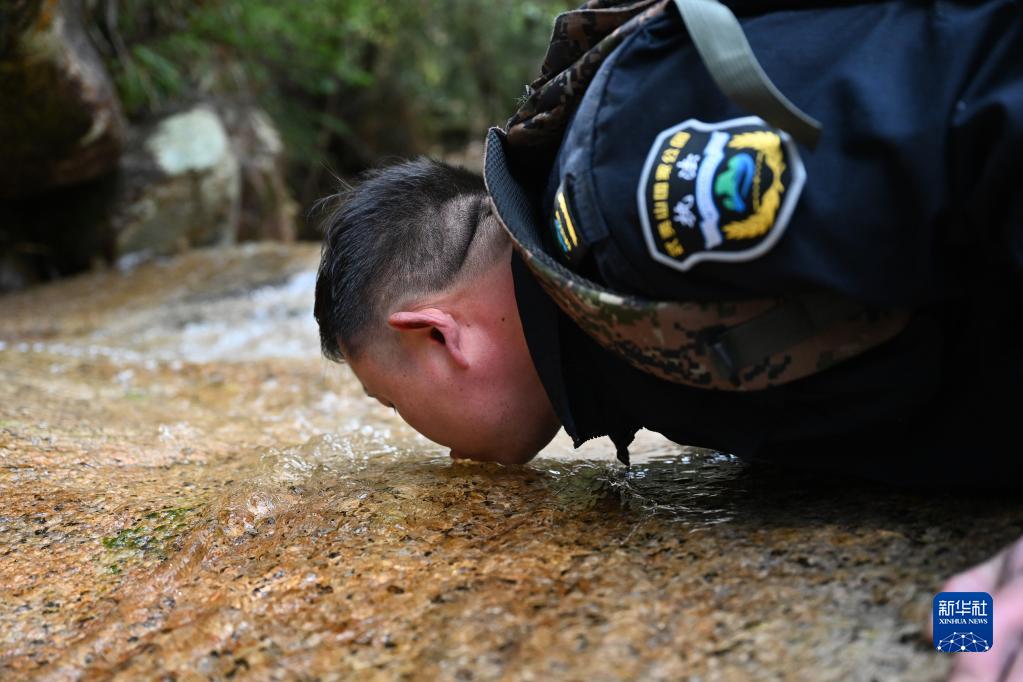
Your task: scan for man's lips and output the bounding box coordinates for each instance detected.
[450,449,536,465]
[449,450,499,462]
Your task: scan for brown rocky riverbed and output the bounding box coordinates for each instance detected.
[1,243,1019,681]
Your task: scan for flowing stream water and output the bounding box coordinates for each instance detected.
[1,244,1020,680]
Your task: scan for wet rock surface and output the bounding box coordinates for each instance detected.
[0,244,1019,680]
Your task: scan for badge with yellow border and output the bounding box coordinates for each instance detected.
[636,116,805,272]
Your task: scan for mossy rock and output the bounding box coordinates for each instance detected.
[110,106,241,259]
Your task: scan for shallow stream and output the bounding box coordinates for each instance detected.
[1,244,1019,680]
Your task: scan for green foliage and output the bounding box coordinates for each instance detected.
[380,1,558,130]
[90,0,568,175]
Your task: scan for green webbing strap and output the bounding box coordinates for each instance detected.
[673,0,822,148]
[710,293,863,381]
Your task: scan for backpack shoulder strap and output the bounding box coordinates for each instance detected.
[672,0,821,147]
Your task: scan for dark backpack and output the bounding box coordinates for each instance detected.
[486,0,908,390]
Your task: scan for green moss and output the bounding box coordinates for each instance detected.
[144,505,194,522]
[101,505,197,559]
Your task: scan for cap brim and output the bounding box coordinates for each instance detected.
[483,128,548,262]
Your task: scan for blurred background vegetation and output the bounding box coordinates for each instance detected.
[0,0,572,289]
[85,0,568,213]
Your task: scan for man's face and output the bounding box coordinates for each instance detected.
[345,251,561,465]
[348,326,561,464]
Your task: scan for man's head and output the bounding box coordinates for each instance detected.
[314,158,560,463]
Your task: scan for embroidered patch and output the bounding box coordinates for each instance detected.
[551,182,583,265]
[636,116,805,272]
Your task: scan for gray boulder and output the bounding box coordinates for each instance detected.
[112,106,241,259]
[0,0,126,199]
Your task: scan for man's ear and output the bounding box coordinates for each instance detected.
[387,309,470,369]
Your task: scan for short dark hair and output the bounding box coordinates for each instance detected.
[314,158,506,362]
